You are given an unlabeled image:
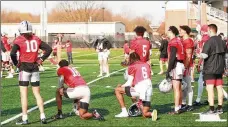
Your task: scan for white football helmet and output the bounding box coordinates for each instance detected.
[158,79,172,93]
[18,21,32,34]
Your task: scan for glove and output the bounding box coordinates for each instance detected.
[166,72,171,80]
[36,58,43,66]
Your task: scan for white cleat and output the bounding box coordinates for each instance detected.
[151,109,157,121]
[97,74,103,77]
[5,74,13,78]
[115,111,129,118]
[104,74,110,77]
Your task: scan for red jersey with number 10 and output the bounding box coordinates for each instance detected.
[57,66,87,88]
[128,61,151,87]
[13,35,42,63]
[130,37,151,62]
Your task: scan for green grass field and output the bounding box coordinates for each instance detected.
[1,49,227,127]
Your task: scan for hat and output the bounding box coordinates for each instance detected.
[200,25,208,32]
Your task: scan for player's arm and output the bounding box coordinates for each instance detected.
[10,44,20,66]
[159,41,164,52]
[58,75,64,88]
[184,48,193,68]
[121,75,134,87]
[200,40,210,59]
[39,41,53,61]
[1,41,6,53]
[167,46,177,73]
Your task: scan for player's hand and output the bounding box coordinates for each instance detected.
[36,58,43,66]
[59,88,64,96]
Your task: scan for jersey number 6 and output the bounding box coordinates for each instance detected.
[142,67,148,79]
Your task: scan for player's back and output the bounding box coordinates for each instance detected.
[14,35,42,63]
[130,37,150,62]
[57,66,87,88]
[128,61,151,86]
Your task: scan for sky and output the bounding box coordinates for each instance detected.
[1,1,169,25]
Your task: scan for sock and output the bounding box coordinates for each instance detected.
[175,106,180,112]
[210,106,214,111]
[121,107,127,113]
[196,98,201,103]
[188,91,193,106]
[179,105,182,109]
[22,114,28,121]
[58,110,62,115]
[217,105,222,110]
[40,113,46,120]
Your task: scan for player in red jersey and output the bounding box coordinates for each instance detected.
[130,26,151,63]
[52,38,58,61]
[54,59,104,120]
[114,52,157,120]
[179,25,194,111]
[10,21,52,125]
[63,40,73,64]
[166,26,185,114]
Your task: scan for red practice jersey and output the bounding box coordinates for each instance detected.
[130,36,151,62]
[168,37,185,61]
[52,42,58,53]
[65,42,72,52]
[128,61,151,87]
[2,36,11,51]
[182,38,194,67]
[13,35,42,63]
[123,43,130,54]
[57,66,87,88]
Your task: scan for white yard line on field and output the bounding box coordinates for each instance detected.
[1,67,126,126]
[73,53,97,58]
[109,55,123,60]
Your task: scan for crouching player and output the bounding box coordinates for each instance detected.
[54,60,104,121]
[114,52,157,121]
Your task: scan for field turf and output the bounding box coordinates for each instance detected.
[1,48,227,126]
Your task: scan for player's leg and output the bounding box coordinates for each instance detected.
[114,86,129,117]
[97,52,103,77]
[182,76,187,107]
[31,72,47,123]
[183,75,193,111]
[158,59,164,74]
[191,65,195,82]
[169,79,182,114]
[67,52,71,64]
[103,51,110,77]
[194,72,204,105]
[215,75,224,114]
[54,88,64,119]
[16,71,30,125]
[70,52,73,64]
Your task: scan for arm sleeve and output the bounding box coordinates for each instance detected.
[167,46,177,72]
[39,41,52,61]
[58,76,64,88]
[10,44,20,66]
[1,41,6,52]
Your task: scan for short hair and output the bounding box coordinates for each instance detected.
[208,24,217,33]
[59,59,69,68]
[168,26,179,36]
[129,52,140,65]
[218,33,224,36]
[134,26,146,36]
[179,25,191,35]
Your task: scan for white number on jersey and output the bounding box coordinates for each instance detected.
[25,40,38,52]
[142,67,148,79]
[70,67,81,77]
[142,45,147,57]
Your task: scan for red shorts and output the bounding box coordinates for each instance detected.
[204,74,223,86]
[160,58,168,62]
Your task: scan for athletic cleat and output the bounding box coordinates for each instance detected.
[151,109,157,121]
[115,111,129,118]
[183,105,194,111]
[93,110,105,121]
[168,109,184,115]
[215,108,223,115]
[41,118,47,124]
[104,74,110,77]
[52,113,63,119]
[16,119,29,125]
[72,103,79,116]
[193,101,202,106]
[5,73,13,78]
[97,74,103,77]
[202,110,216,115]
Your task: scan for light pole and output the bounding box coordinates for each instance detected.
[102,7,105,21]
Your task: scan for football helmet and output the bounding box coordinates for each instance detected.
[158,79,172,93]
[18,21,32,34]
[128,103,142,117]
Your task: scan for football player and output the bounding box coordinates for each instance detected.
[193,25,210,106]
[158,34,168,75]
[52,38,58,61]
[1,40,7,77]
[114,52,157,121]
[130,26,151,64]
[54,59,104,120]
[179,25,194,111]
[65,40,73,64]
[10,21,52,125]
[93,33,112,77]
[166,26,185,114]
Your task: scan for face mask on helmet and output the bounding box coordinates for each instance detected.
[158,79,172,93]
[18,21,33,34]
[128,103,142,117]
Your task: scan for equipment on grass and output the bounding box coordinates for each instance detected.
[128,103,142,117]
[158,79,172,93]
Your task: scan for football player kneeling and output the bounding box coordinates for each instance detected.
[54,60,104,121]
[114,52,157,121]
